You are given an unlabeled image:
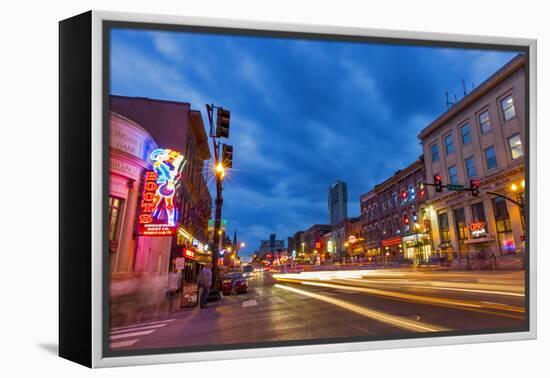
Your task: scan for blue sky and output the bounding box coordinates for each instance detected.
[110,28,519,257]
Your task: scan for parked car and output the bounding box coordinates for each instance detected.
[221,272,248,295]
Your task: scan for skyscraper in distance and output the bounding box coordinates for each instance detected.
[328,180,348,225]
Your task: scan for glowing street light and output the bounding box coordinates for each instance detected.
[511,183,518,192]
[240,242,246,248]
[215,162,226,179]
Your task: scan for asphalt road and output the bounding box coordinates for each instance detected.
[109,269,526,352]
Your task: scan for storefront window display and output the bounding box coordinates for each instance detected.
[438,212,451,243]
[493,197,515,254]
[454,207,468,255]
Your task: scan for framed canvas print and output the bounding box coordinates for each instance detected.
[59,10,537,368]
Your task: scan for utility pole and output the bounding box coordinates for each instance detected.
[206,104,233,291]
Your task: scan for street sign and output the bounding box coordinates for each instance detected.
[446,184,464,191]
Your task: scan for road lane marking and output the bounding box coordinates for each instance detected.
[110,339,139,348]
[110,323,168,334]
[111,318,176,331]
[274,284,449,333]
[110,330,157,340]
[242,299,258,308]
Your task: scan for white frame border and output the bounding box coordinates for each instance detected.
[90,10,537,368]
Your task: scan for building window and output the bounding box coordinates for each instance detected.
[444,134,454,154]
[484,145,498,170]
[109,196,124,242]
[493,197,515,253]
[508,133,524,160]
[479,110,492,134]
[465,156,476,178]
[460,123,471,145]
[454,208,468,254]
[448,165,458,184]
[438,213,451,243]
[500,95,516,121]
[471,202,486,223]
[431,143,440,162]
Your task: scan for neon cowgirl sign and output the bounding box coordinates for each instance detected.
[138,148,186,236]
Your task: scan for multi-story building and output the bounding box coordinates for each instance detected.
[328,180,348,225]
[331,216,364,260]
[258,233,285,256]
[360,157,430,263]
[419,54,526,260]
[302,224,332,263]
[109,96,213,277]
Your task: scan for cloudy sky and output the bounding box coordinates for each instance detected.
[110,27,519,257]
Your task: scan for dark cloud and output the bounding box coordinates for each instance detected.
[110,28,518,257]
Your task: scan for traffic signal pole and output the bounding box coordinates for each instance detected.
[423,181,525,209]
[206,104,222,288]
[206,104,233,289]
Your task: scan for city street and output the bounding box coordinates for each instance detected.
[109,269,526,351]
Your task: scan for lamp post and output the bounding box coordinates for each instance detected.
[206,104,233,289]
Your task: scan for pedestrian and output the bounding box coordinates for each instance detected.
[198,263,212,309]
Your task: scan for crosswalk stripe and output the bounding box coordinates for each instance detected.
[242,299,258,307]
[110,330,156,340]
[110,318,175,331]
[110,339,139,348]
[110,323,168,334]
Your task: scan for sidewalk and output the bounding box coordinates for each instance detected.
[449,254,525,271]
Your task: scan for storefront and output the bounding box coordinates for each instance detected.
[380,236,402,257]
[402,233,432,264]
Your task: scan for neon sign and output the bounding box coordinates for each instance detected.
[183,248,196,260]
[469,221,487,238]
[138,148,186,236]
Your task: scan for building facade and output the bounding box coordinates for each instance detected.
[360,157,431,264]
[331,216,364,261]
[328,180,348,225]
[258,233,285,256]
[419,55,526,260]
[302,224,332,263]
[109,96,213,324]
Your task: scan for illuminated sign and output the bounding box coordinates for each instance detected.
[315,241,322,249]
[469,221,488,238]
[138,148,186,236]
[381,236,402,247]
[184,249,196,260]
[327,240,333,253]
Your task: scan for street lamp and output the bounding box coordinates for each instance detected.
[240,242,245,248]
[206,103,234,291]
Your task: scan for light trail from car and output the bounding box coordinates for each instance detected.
[274,284,450,333]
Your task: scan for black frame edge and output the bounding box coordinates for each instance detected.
[59,10,93,368]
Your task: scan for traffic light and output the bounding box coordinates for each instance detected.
[412,211,418,222]
[470,179,479,197]
[222,144,233,168]
[434,174,443,192]
[216,108,231,138]
[403,214,409,225]
[418,182,426,198]
[400,189,408,201]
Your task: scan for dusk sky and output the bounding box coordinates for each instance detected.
[110,28,519,257]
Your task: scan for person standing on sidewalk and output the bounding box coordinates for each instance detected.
[198,263,212,309]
